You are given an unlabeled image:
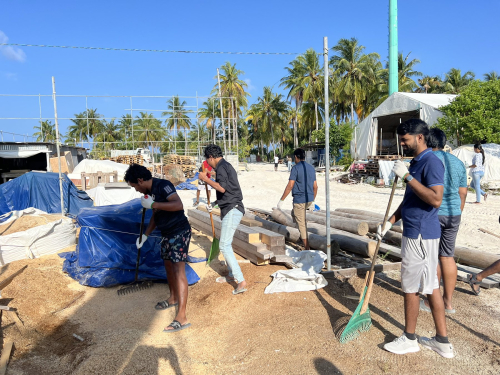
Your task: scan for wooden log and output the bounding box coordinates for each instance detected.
[244,213,340,254]
[282,209,369,236]
[0,341,13,375]
[198,205,263,227]
[479,228,500,240]
[271,209,376,258]
[454,247,500,270]
[335,208,385,220]
[315,210,403,233]
[322,262,402,278]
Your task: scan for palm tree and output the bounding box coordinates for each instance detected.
[295,49,323,132]
[163,96,192,155]
[443,68,475,94]
[330,38,380,125]
[66,113,89,146]
[134,112,165,161]
[33,120,57,142]
[378,52,423,104]
[94,119,119,151]
[484,71,499,81]
[118,114,134,149]
[417,75,444,93]
[198,97,219,142]
[280,58,305,147]
[212,62,250,152]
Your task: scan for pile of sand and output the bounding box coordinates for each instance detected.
[0,214,66,236]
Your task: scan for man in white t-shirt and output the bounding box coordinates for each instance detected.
[274,155,279,171]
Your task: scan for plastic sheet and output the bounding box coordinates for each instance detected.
[175,172,200,190]
[61,199,200,287]
[0,172,93,216]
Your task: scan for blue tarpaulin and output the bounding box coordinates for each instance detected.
[0,172,93,216]
[61,199,200,287]
[175,172,199,190]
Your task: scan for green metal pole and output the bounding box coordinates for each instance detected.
[389,0,398,96]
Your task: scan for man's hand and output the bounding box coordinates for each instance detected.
[376,222,392,241]
[141,195,154,209]
[277,200,284,209]
[308,201,316,212]
[199,172,208,182]
[136,234,148,249]
[392,160,410,180]
[206,204,212,213]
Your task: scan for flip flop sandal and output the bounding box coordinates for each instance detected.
[163,320,191,333]
[155,300,178,310]
[467,274,481,296]
[216,277,236,283]
[419,299,432,312]
[232,287,247,295]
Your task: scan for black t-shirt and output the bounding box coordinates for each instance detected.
[215,158,244,219]
[150,178,190,237]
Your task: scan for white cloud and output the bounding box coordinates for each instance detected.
[244,78,256,91]
[0,31,26,62]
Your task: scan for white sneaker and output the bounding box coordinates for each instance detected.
[383,335,420,354]
[418,336,455,358]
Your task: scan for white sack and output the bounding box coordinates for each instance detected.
[0,210,76,266]
[264,248,328,294]
[0,207,48,225]
[86,184,142,206]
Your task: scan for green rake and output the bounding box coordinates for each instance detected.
[337,176,399,343]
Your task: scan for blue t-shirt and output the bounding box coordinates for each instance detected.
[433,150,467,217]
[401,148,444,239]
[289,161,316,204]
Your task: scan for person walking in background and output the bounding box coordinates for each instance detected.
[274,154,279,171]
[378,119,453,358]
[199,144,247,295]
[420,128,467,315]
[469,143,488,203]
[287,155,292,172]
[278,148,318,250]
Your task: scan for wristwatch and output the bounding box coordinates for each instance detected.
[404,173,414,183]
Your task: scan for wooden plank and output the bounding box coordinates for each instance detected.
[456,264,500,289]
[322,262,402,278]
[271,254,294,263]
[0,341,13,375]
[197,206,262,227]
[253,227,285,247]
[479,228,500,240]
[7,311,26,334]
[0,306,10,311]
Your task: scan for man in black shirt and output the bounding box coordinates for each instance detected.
[125,163,191,333]
[199,144,247,295]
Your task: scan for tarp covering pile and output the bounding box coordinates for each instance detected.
[0,172,93,216]
[0,208,76,266]
[68,159,130,182]
[86,184,142,206]
[452,144,500,183]
[354,93,457,159]
[61,199,200,287]
[176,172,200,190]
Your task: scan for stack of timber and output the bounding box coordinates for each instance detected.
[188,209,290,264]
[109,155,144,165]
[163,154,197,177]
[350,155,401,182]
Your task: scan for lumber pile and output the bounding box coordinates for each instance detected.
[109,155,144,165]
[163,154,197,178]
[188,209,290,264]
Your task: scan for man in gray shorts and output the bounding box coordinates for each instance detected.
[378,120,454,358]
[420,128,467,314]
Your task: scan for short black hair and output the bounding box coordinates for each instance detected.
[204,144,223,159]
[293,148,306,160]
[397,119,430,145]
[124,163,152,183]
[428,128,447,149]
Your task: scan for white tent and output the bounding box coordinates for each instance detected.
[352,93,457,159]
[453,144,500,184]
[67,159,130,182]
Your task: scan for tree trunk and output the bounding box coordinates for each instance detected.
[185,128,187,156]
[314,101,319,131]
[269,115,275,158]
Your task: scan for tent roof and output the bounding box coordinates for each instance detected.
[398,93,457,109]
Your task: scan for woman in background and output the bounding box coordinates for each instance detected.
[469,143,488,203]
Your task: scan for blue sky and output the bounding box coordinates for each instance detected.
[1,0,499,141]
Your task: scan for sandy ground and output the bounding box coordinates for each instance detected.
[1,162,499,374]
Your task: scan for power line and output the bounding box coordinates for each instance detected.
[0,43,300,55]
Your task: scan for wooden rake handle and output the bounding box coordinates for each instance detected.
[360,176,399,314]
[202,165,217,239]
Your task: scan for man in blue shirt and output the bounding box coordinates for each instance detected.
[378,119,454,358]
[420,128,467,315]
[277,148,317,250]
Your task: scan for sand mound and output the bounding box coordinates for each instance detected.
[0,214,66,236]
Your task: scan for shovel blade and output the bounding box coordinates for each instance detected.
[207,238,220,264]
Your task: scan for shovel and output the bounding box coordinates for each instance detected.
[205,184,220,264]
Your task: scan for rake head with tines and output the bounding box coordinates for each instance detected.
[117,280,154,296]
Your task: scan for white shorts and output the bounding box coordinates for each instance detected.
[401,235,439,295]
[197,183,211,191]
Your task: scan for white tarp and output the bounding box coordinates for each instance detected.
[68,159,130,181]
[264,248,328,294]
[353,93,457,159]
[0,150,49,158]
[86,183,142,206]
[0,208,76,266]
[452,144,500,183]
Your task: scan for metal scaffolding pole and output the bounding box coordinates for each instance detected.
[217,68,227,155]
[51,77,65,216]
[323,37,331,271]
